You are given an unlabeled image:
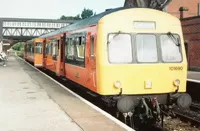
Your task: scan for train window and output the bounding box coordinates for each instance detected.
[35,43,42,54]
[76,36,85,60]
[47,43,52,55]
[65,34,86,67]
[108,34,132,63]
[90,36,94,59]
[32,44,34,54]
[57,40,59,50]
[51,39,58,60]
[160,34,182,62]
[50,43,53,55]
[66,38,75,60]
[30,45,32,53]
[52,43,56,56]
[65,38,69,58]
[136,34,157,63]
[47,44,50,55]
[45,44,49,54]
[28,44,32,54]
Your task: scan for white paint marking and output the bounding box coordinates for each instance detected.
[18,56,135,131]
[187,79,200,83]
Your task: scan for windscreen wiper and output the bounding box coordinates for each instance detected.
[167,32,180,46]
[107,31,121,44]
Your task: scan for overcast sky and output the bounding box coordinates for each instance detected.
[0,0,124,19]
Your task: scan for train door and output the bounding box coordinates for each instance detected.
[61,35,66,76]
[43,39,47,68]
[56,38,61,76]
[31,41,34,62]
[55,35,65,76]
[184,42,189,69]
[24,44,27,58]
[87,33,96,91]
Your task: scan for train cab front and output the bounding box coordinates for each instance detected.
[97,30,192,117]
[96,8,192,128]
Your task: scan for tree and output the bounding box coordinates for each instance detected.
[12,42,24,51]
[59,8,95,20]
[81,8,94,19]
[60,15,81,20]
[75,14,81,20]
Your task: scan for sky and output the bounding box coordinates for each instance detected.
[0,0,124,19]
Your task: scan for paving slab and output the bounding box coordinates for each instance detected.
[0,57,82,131]
[4,56,130,131]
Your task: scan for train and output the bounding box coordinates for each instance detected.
[24,7,192,129]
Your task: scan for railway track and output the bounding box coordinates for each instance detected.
[190,102,200,112]
[173,103,200,127]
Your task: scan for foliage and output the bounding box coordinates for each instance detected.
[60,14,81,20]
[12,42,24,51]
[81,8,94,19]
[59,8,95,20]
[16,51,24,58]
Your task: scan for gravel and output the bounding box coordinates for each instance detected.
[164,116,200,131]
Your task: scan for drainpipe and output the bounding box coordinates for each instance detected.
[198,3,200,16]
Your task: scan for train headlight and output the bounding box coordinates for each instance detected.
[114,81,121,89]
[174,79,180,86]
[145,80,152,89]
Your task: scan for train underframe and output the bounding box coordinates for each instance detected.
[59,71,192,130]
[101,92,192,130]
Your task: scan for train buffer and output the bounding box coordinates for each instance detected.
[0,56,132,131]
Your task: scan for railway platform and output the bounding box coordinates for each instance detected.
[0,56,131,131]
[188,71,200,82]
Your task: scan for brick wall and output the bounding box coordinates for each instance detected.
[124,0,200,19]
[181,17,200,68]
[167,0,199,18]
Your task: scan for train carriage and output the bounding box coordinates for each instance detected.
[24,38,44,68]
[24,39,34,63]
[25,7,192,129]
[43,35,61,73]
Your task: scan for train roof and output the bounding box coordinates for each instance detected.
[39,7,131,38]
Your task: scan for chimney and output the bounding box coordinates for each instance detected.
[198,3,200,16]
[179,7,189,19]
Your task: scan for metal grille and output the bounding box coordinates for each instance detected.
[3,27,55,37]
[0,18,77,41]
